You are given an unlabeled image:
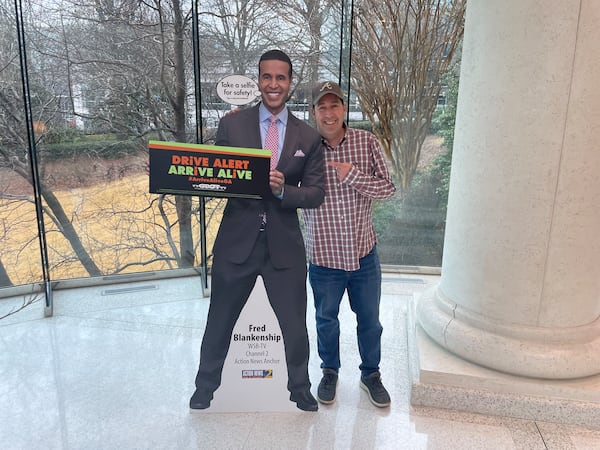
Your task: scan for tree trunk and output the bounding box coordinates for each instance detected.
[41,186,103,276]
[0,258,13,287]
[11,162,103,277]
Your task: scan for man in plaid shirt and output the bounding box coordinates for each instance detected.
[303,81,396,407]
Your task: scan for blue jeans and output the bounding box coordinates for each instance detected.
[309,246,383,377]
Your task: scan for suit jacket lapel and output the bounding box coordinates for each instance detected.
[248,105,262,149]
[280,110,299,168]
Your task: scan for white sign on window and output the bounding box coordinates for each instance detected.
[216,75,260,106]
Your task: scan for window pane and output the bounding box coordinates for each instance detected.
[350,0,462,268]
[15,0,208,281]
[0,1,43,289]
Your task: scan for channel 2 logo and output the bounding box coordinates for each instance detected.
[242,369,273,379]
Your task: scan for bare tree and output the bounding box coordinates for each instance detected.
[4,0,199,275]
[197,0,336,102]
[198,0,272,75]
[274,0,338,105]
[0,1,104,280]
[0,257,13,286]
[352,0,465,192]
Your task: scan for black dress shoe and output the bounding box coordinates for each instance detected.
[189,388,212,410]
[290,390,318,411]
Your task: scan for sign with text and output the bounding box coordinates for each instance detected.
[216,75,260,106]
[197,276,296,412]
[149,140,271,199]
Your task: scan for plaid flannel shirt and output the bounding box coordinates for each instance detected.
[303,127,396,271]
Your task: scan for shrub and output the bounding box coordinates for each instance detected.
[43,126,84,145]
[43,139,143,161]
[373,172,446,267]
[347,120,373,132]
[429,56,461,206]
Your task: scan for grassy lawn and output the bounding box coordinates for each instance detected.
[1,173,222,286]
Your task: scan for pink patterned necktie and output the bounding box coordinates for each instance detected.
[260,115,279,229]
[265,115,279,169]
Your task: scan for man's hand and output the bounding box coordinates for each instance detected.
[270,169,285,197]
[224,107,241,117]
[327,161,351,181]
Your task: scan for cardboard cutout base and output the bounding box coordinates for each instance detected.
[198,276,296,412]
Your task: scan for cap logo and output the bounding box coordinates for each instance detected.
[320,82,333,92]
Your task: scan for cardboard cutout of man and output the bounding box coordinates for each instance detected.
[190,50,324,412]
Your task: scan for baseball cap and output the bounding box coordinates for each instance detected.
[312,81,344,105]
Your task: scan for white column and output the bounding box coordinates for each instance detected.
[416,0,600,379]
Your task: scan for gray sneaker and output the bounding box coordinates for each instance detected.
[317,369,338,404]
[360,371,391,407]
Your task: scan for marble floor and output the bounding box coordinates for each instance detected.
[1,273,599,450]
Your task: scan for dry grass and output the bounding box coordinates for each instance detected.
[418,135,446,170]
[1,174,222,286]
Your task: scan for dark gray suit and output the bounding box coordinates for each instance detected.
[194,104,324,397]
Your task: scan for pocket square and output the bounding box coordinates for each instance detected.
[294,149,306,157]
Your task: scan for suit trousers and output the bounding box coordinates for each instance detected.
[195,232,311,395]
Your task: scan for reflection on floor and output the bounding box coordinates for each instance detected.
[1,274,599,449]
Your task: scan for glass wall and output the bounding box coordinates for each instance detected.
[0,0,42,288]
[1,0,458,302]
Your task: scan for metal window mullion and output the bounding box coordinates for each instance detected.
[14,0,53,315]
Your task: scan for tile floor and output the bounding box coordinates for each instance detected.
[1,274,599,449]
